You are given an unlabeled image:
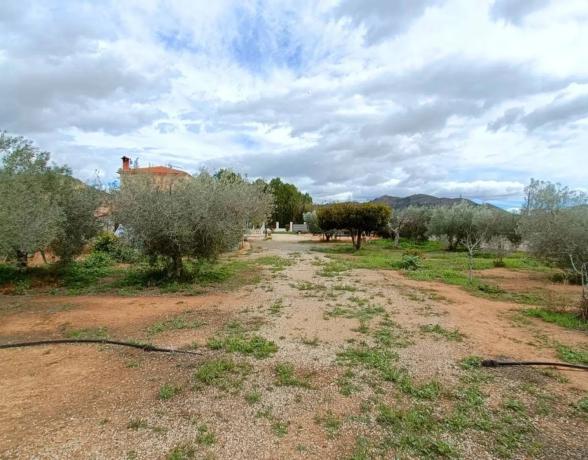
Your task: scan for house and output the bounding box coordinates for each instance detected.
[118,156,190,188]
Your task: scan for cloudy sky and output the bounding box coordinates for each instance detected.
[1,0,587,208]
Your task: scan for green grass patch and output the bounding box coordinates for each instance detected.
[315,411,342,438]
[269,298,285,315]
[317,259,352,277]
[290,281,326,291]
[555,344,588,365]
[377,404,456,458]
[420,324,465,342]
[272,420,289,437]
[195,424,215,445]
[193,358,251,391]
[167,443,195,460]
[521,308,588,331]
[245,389,262,405]
[63,326,109,340]
[255,255,293,272]
[158,383,182,400]
[147,313,205,335]
[274,362,312,388]
[207,334,277,359]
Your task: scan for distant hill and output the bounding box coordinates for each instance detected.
[372,194,502,211]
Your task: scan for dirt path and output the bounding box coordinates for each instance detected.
[0,234,586,459]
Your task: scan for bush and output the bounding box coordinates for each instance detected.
[93,232,119,253]
[477,283,505,295]
[92,232,140,263]
[398,254,421,271]
[550,271,583,285]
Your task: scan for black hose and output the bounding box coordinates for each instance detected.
[482,359,588,371]
[0,339,203,355]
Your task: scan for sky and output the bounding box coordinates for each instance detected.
[1,0,587,209]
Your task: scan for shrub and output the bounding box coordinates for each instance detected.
[398,254,421,271]
[93,232,119,253]
[92,232,140,263]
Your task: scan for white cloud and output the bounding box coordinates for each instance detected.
[1,0,587,207]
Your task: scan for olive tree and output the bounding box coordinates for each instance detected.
[390,206,431,246]
[460,205,500,282]
[51,177,102,262]
[486,212,521,266]
[303,210,321,234]
[428,203,471,250]
[427,202,504,281]
[317,202,391,250]
[0,134,102,267]
[114,172,272,277]
[519,179,588,318]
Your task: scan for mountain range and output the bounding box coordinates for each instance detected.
[371,194,500,211]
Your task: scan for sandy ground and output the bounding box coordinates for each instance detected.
[0,233,586,459]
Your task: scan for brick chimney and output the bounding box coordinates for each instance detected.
[121,156,131,172]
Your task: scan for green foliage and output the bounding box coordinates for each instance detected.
[0,133,101,267]
[397,254,422,270]
[519,179,588,317]
[303,210,321,233]
[267,177,312,225]
[114,172,272,277]
[51,177,102,261]
[93,232,140,263]
[389,206,432,244]
[316,202,391,249]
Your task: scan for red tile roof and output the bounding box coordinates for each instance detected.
[121,166,190,176]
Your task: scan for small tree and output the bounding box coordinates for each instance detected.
[317,202,391,250]
[303,211,321,234]
[460,205,499,282]
[519,179,588,318]
[486,212,521,266]
[389,208,410,247]
[316,204,345,241]
[399,206,431,243]
[428,204,471,251]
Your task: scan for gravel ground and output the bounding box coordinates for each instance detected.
[0,234,586,459]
